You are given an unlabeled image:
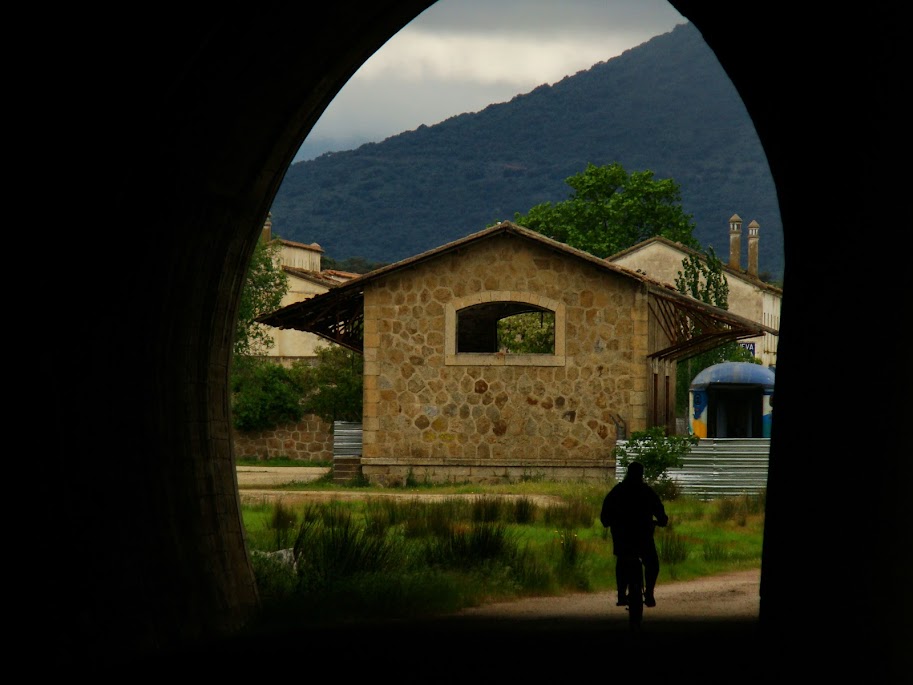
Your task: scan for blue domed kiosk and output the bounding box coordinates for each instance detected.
[689,362,775,439]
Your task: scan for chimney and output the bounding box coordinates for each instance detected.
[728,214,742,269]
[747,219,760,277]
[261,212,272,243]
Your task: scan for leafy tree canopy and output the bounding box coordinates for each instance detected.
[674,246,729,309]
[497,312,555,354]
[231,233,298,432]
[511,162,701,258]
[231,356,308,432]
[234,237,288,357]
[230,346,364,433]
[296,346,364,424]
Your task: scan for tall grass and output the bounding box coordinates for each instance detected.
[242,485,765,633]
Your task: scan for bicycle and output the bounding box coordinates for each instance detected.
[615,520,659,632]
[616,554,645,631]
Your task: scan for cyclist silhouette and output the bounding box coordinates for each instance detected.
[600,461,668,607]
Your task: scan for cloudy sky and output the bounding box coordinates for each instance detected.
[295,0,687,162]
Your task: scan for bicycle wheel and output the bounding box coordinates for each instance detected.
[625,558,644,631]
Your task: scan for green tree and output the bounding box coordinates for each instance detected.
[234,236,288,357]
[511,162,700,258]
[296,346,364,423]
[231,356,308,432]
[496,311,555,354]
[231,231,296,432]
[673,245,760,414]
[674,246,729,309]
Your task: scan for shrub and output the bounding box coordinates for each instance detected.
[423,522,517,569]
[612,426,698,495]
[268,500,298,550]
[542,496,596,528]
[510,497,538,524]
[471,496,504,523]
[294,346,363,424]
[292,514,404,588]
[658,529,688,564]
[711,493,765,524]
[231,356,308,432]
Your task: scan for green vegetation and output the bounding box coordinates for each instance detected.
[240,480,764,633]
[497,310,555,354]
[234,233,287,358]
[612,426,699,499]
[231,346,364,432]
[675,245,729,308]
[295,345,364,423]
[512,162,700,259]
[231,357,310,432]
[231,227,302,432]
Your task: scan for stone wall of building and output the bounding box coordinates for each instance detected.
[360,233,653,485]
[232,413,334,462]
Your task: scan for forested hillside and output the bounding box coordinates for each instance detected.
[270,22,783,282]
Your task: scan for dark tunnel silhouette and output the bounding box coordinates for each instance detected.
[36,1,907,678]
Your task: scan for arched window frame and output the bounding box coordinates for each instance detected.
[445,292,566,366]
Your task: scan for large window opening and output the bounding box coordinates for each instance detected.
[456,302,555,354]
[445,293,565,366]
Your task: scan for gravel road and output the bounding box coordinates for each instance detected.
[452,568,760,621]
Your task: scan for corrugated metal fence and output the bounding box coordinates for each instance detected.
[616,437,769,500]
[333,421,363,457]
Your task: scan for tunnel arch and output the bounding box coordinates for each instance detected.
[46,2,905,676]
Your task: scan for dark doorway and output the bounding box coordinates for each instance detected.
[708,385,763,437]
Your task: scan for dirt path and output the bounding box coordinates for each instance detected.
[452,568,760,621]
[236,466,566,507]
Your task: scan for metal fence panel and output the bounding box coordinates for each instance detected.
[615,438,769,500]
[333,421,363,457]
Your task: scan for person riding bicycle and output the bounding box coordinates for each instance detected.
[600,460,668,608]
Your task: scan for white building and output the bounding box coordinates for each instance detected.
[259,215,358,363]
[608,214,780,368]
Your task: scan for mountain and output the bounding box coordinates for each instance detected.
[270,22,784,282]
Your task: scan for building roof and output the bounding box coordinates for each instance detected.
[281,266,344,288]
[608,235,783,295]
[258,222,778,357]
[690,361,776,389]
[272,238,324,253]
[321,269,361,281]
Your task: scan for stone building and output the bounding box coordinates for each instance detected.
[608,214,781,368]
[259,222,773,484]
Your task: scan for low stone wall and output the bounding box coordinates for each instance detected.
[362,458,615,486]
[233,413,334,462]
